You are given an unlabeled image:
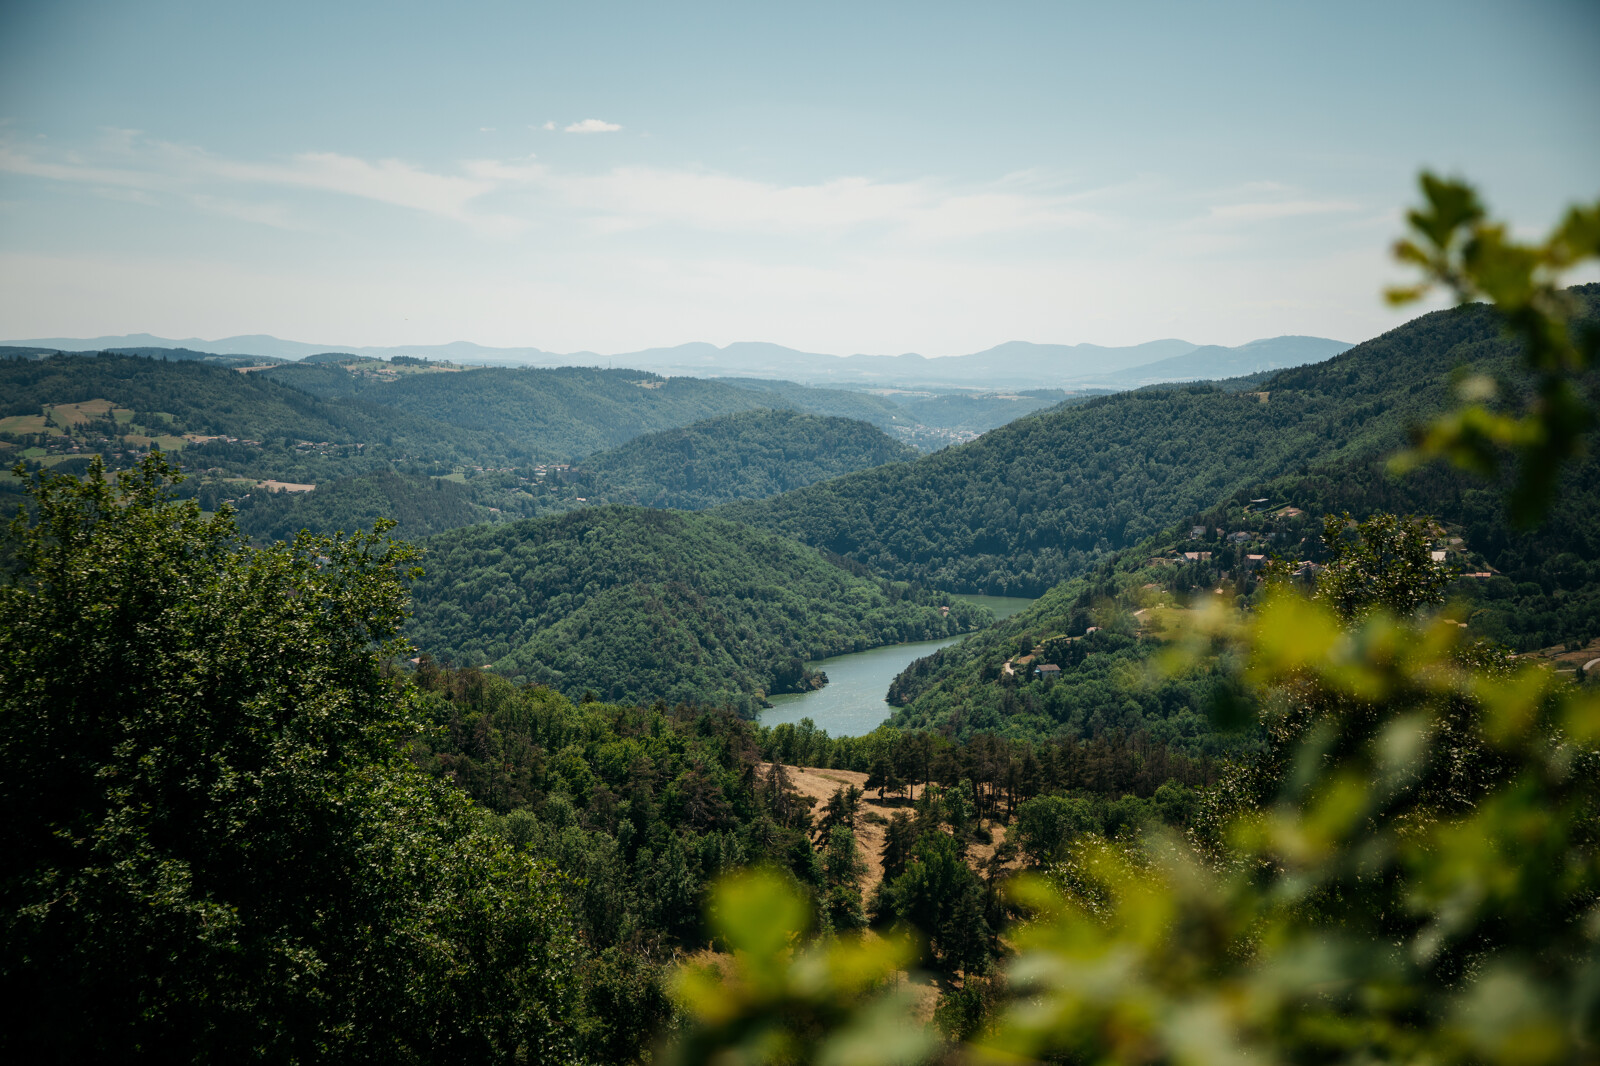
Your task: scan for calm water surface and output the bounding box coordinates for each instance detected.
[762,594,1035,736]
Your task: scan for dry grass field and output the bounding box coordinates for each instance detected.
[770,763,1015,898]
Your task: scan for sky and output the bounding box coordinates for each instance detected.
[0,0,1596,357]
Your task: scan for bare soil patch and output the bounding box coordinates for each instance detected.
[768,763,1019,896]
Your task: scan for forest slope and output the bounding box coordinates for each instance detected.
[0,353,484,450]
[406,506,990,712]
[230,469,489,543]
[570,410,919,509]
[0,353,534,492]
[228,411,919,541]
[885,415,1600,745]
[721,290,1600,595]
[281,364,821,458]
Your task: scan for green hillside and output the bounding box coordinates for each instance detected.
[262,361,1057,456]
[711,377,922,428]
[883,433,1600,746]
[224,410,917,542]
[229,469,490,543]
[323,365,785,458]
[884,388,1071,437]
[720,289,1600,595]
[0,354,473,450]
[1216,455,1600,653]
[883,551,1237,751]
[0,353,534,488]
[405,506,990,712]
[571,409,919,509]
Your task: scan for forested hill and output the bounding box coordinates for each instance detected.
[884,431,1600,746]
[883,441,1600,744]
[227,412,918,543]
[0,353,534,482]
[719,288,1600,595]
[0,353,472,448]
[260,357,1048,456]
[268,362,828,459]
[230,469,489,544]
[571,410,919,509]
[405,506,990,712]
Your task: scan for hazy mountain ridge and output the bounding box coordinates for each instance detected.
[6,331,1351,389]
[1091,336,1354,388]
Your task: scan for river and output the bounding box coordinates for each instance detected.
[761,594,1036,736]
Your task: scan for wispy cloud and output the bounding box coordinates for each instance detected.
[564,118,621,133]
[1207,198,1360,223]
[0,135,528,235]
[189,194,308,231]
[462,157,546,183]
[0,143,158,188]
[92,187,159,206]
[0,132,1114,244]
[200,151,498,222]
[550,166,1109,239]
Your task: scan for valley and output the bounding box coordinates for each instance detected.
[764,594,1036,735]
[7,287,1597,738]
[5,282,1597,1064]
[8,3,1594,1056]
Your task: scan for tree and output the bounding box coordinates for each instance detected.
[875,831,992,973]
[1012,793,1096,866]
[1387,172,1600,521]
[880,811,917,882]
[0,456,580,1062]
[1313,511,1454,621]
[813,783,863,842]
[819,825,868,931]
[864,751,904,799]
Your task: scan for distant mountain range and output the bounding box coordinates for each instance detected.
[3,332,1353,390]
[1092,336,1355,389]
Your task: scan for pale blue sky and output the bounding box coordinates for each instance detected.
[1,1,1595,355]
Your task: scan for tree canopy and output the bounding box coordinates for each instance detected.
[0,456,581,1062]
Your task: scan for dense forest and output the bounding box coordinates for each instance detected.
[229,469,492,543]
[885,440,1600,743]
[720,288,1600,594]
[880,387,1070,437]
[223,411,917,542]
[877,527,1265,748]
[723,378,1075,448]
[650,377,928,443]
[0,350,995,520]
[0,353,537,497]
[1224,453,1600,653]
[406,660,1214,1052]
[568,409,919,509]
[406,506,991,711]
[0,353,515,460]
[269,363,788,457]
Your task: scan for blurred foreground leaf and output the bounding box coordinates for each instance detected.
[669,869,936,1066]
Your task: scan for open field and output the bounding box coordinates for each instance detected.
[0,414,60,436]
[45,398,132,426]
[2,399,143,440]
[771,763,1015,898]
